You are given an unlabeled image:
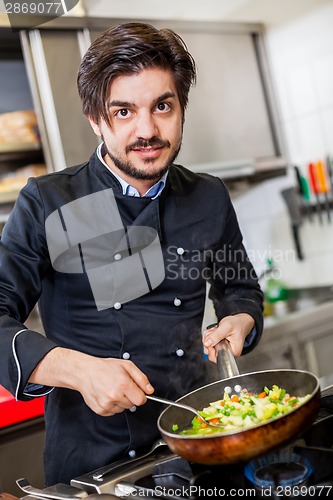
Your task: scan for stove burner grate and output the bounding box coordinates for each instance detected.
[244,451,313,489]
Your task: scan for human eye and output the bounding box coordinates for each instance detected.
[155,102,171,113]
[115,108,132,119]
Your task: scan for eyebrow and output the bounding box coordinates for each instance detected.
[108,92,176,109]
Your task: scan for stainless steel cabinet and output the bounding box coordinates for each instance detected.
[0,29,45,223]
[0,418,45,496]
[174,31,277,167]
[300,322,333,379]
[20,27,98,172]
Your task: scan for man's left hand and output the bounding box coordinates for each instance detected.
[202,313,255,362]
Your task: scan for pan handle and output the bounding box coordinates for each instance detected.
[206,323,240,379]
[215,339,240,379]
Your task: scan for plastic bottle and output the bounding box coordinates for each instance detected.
[262,258,288,316]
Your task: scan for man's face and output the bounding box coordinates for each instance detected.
[89,68,183,182]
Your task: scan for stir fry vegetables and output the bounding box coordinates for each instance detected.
[173,385,311,435]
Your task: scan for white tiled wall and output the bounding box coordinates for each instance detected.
[233,1,333,288]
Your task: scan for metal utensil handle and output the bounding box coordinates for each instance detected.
[16,479,88,500]
[147,394,226,429]
[146,395,200,417]
[206,323,240,379]
[93,438,167,481]
[215,339,240,380]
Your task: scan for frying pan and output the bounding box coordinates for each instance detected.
[157,340,320,465]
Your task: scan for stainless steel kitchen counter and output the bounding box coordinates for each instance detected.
[263,299,333,338]
[236,298,333,378]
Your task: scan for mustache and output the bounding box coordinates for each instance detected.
[126,138,170,152]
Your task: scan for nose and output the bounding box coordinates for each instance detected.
[135,111,158,139]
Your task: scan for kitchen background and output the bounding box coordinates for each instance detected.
[1,0,333,286]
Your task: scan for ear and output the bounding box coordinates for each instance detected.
[88,117,102,137]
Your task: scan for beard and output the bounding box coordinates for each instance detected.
[102,136,182,181]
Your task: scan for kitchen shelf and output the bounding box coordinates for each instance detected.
[0,143,42,164]
[0,143,45,210]
[0,186,22,204]
[0,142,40,153]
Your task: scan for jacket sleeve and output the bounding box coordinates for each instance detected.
[208,181,264,354]
[0,178,58,401]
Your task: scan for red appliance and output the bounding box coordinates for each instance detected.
[0,385,44,428]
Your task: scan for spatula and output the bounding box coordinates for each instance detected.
[147,338,240,429]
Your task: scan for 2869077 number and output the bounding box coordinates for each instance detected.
[274,485,332,496]
[5,3,62,14]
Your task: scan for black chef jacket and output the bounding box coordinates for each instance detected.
[0,149,263,485]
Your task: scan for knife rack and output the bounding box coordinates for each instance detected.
[298,198,333,222]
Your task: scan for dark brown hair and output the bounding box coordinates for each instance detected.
[77,22,196,125]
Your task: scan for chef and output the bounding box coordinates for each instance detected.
[0,22,263,485]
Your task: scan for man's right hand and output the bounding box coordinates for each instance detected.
[29,347,154,416]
